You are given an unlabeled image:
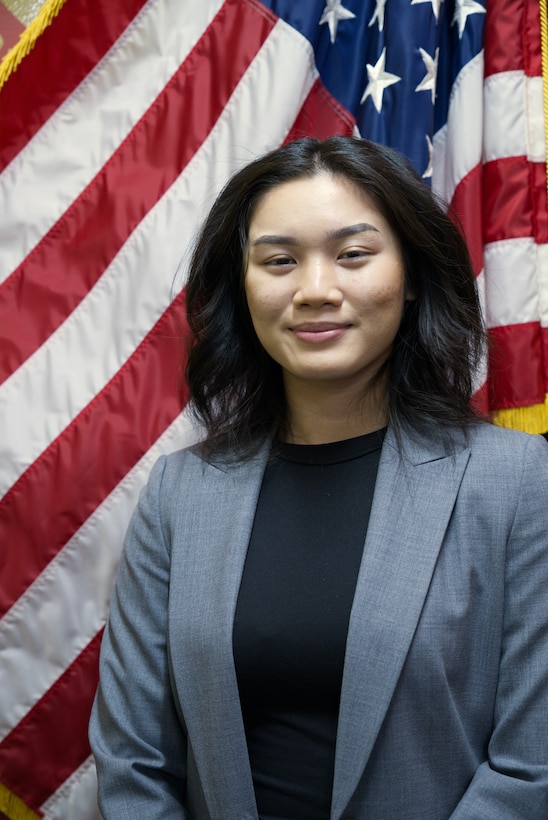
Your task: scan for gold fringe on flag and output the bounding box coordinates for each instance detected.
[0,0,70,91]
[0,783,41,820]
[492,394,548,435]
[540,0,548,202]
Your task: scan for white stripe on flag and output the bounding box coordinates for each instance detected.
[537,243,548,328]
[525,75,546,162]
[483,236,540,327]
[431,51,484,205]
[483,70,526,162]
[483,71,545,163]
[41,756,100,820]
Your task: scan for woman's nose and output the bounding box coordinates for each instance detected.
[293,260,343,307]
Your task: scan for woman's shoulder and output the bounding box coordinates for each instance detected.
[466,420,548,459]
[147,440,215,494]
[396,420,548,477]
[459,422,548,494]
[148,437,270,497]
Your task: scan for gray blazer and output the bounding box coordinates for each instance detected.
[89,423,548,819]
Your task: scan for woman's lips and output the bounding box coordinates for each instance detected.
[291,323,351,342]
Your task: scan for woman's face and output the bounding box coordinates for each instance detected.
[244,172,410,402]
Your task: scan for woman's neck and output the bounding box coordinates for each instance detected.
[282,378,388,445]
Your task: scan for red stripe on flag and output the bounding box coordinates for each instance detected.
[284,77,355,143]
[0,0,275,386]
[531,161,548,244]
[0,0,149,172]
[0,295,187,617]
[488,322,545,409]
[484,0,524,77]
[484,0,541,77]
[482,156,533,244]
[523,0,542,77]
[543,326,548,390]
[448,162,483,277]
[0,632,102,813]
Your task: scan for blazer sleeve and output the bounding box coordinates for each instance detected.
[449,433,548,819]
[89,456,190,819]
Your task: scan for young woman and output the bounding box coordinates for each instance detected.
[89,137,548,819]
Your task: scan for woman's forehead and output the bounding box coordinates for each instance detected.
[247,172,385,236]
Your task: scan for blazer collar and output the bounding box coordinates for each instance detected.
[330,425,471,818]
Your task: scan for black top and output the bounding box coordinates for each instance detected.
[233,429,385,819]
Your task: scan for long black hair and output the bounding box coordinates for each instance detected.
[184,137,486,456]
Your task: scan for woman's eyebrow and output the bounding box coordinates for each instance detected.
[251,222,380,247]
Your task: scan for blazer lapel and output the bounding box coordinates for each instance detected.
[168,444,270,820]
[331,428,471,819]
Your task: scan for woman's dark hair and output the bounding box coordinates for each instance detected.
[184,136,486,456]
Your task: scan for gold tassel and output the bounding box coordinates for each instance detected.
[0,783,41,820]
[492,394,548,435]
[0,0,70,91]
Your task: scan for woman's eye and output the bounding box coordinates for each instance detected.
[339,249,369,260]
[266,256,294,267]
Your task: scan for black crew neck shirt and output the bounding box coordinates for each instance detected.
[233,429,385,819]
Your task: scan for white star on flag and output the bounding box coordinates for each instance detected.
[319,0,356,44]
[452,0,485,38]
[361,47,401,112]
[368,0,387,31]
[415,47,439,104]
[411,0,444,22]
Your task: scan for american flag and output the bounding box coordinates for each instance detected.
[0,0,545,817]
